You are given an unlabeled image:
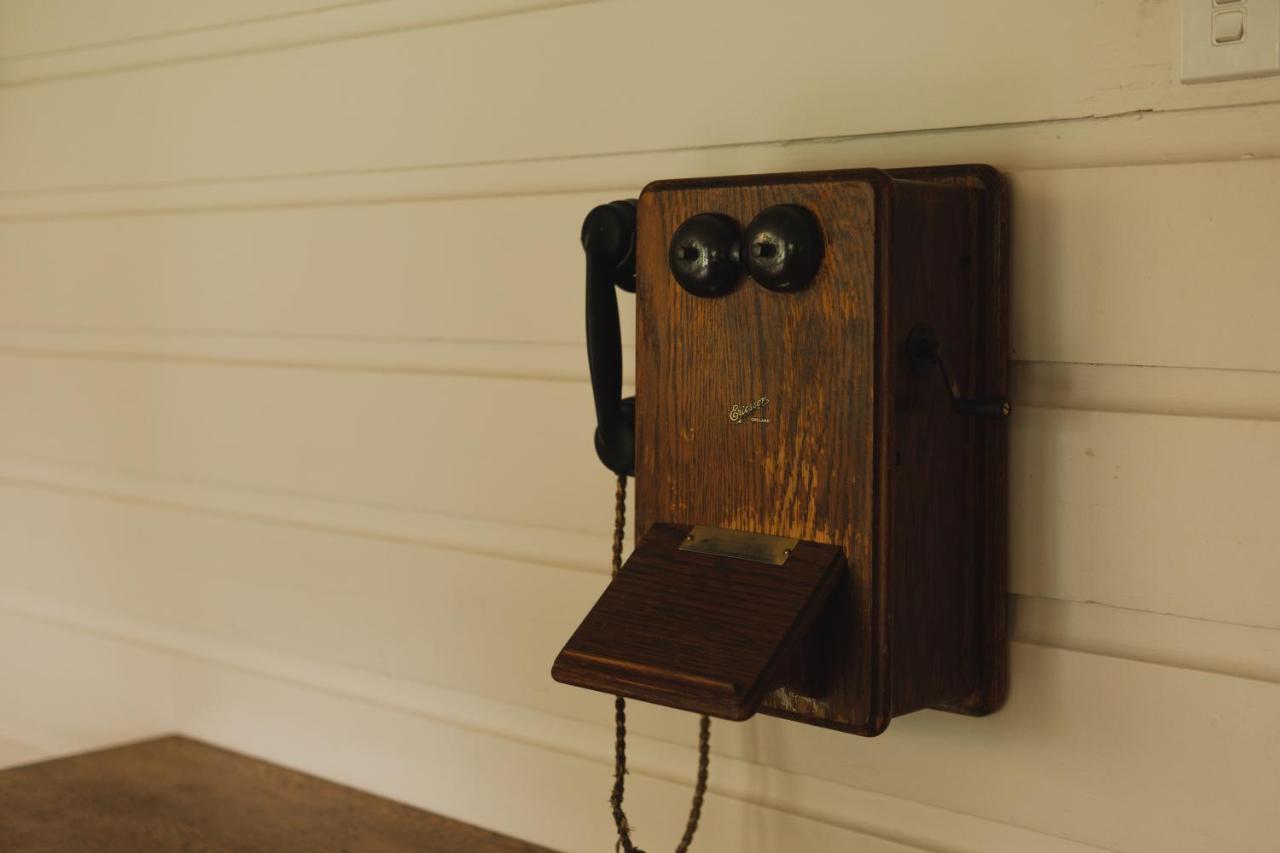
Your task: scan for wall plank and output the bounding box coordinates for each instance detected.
[0,478,614,723]
[0,0,586,86]
[0,357,1276,629]
[5,101,1280,222]
[4,159,1280,370]
[1011,161,1280,370]
[1,471,1277,715]
[0,0,346,58]
[0,358,616,536]
[1014,361,1280,423]
[7,464,1280,687]
[0,604,1106,853]
[0,575,1274,852]
[3,0,1280,193]
[0,609,175,753]
[1013,594,1280,685]
[0,192,625,347]
[1011,406,1280,629]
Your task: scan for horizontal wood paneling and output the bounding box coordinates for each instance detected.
[5,101,1280,220]
[0,582,1275,852]
[0,353,1276,627]
[1014,361,1280,423]
[0,191,633,347]
[1013,595,1280,685]
[0,358,616,536]
[0,0,348,58]
[3,0,1280,193]
[1,468,1277,711]
[1010,406,1280,629]
[0,454,614,574]
[0,475,615,722]
[0,329,597,383]
[2,332,1279,425]
[3,2,1277,850]
[0,604,1110,853]
[1011,161,1280,370]
[0,0,589,87]
[5,159,1280,370]
[2,458,1276,687]
[0,607,175,755]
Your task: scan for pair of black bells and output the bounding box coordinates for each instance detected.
[667,205,823,297]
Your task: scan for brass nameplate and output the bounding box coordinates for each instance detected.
[678,525,799,566]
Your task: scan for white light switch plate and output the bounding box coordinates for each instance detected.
[1181,0,1280,82]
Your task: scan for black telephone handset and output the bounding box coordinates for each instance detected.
[581,200,638,477]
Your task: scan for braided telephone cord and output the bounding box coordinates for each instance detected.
[608,474,711,853]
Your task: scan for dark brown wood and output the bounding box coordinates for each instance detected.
[552,523,846,719]
[892,165,1010,718]
[608,165,1008,735]
[0,736,552,853]
[636,170,890,732]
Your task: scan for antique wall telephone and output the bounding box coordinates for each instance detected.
[557,166,1010,849]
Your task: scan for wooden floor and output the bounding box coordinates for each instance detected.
[0,736,553,852]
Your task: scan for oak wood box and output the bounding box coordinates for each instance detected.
[555,166,1008,736]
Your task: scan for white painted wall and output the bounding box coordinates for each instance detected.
[1,2,1278,851]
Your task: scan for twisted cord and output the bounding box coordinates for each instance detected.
[607,474,710,853]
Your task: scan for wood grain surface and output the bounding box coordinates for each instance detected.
[636,170,889,733]
[892,166,1010,718]
[631,167,1008,735]
[553,522,846,719]
[0,735,551,852]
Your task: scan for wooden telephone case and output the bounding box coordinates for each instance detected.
[554,165,1008,736]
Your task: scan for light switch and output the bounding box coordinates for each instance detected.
[1182,0,1280,82]
[1213,9,1246,43]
